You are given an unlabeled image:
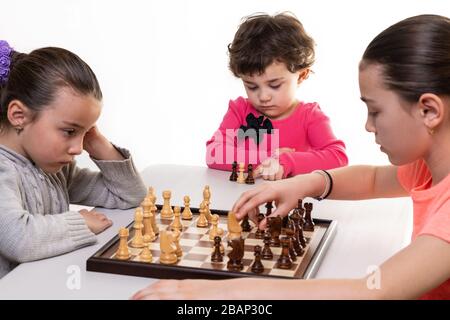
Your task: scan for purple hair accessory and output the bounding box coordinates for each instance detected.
[0,40,13,85]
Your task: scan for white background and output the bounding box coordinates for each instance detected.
[1,0,448,171]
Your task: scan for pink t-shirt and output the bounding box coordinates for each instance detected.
[398,159,450,299]
[205,97,348,177]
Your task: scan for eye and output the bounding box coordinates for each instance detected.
[62,129,76,136]
[246,85,258,91]
[269,84,281,89]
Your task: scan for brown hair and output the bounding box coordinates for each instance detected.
[0,46,102,129]
[361,14,450,103]
[228,12,315,77]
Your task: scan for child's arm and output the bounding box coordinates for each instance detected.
[278,105,348,177]
[64,151,146,209]
[132,234,450,299]
[64,127,146,209]
[234,165,407,226]
[0,164,97,264]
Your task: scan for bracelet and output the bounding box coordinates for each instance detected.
[312,170,333,201]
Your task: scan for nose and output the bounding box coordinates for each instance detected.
[258,89,271,103]
[68,137,83,156]
[365,117,376,133]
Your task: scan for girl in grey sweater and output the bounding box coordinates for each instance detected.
[0,41,147,278]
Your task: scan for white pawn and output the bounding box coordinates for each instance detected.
[170,206,183,231]
[161,190,174,218]
[209,214,224,240]
[196,202,209,228]
[116,227,130,260]
[181,196,193,220]
[130,207,145,248]
[237,163,246,184]
[139,246,153,263]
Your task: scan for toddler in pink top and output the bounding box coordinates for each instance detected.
[206,13,348,180]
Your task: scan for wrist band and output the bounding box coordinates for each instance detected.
[312,170,333,201]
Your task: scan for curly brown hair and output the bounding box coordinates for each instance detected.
[228,12,315,77]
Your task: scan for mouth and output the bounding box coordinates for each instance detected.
[259,105,276,110]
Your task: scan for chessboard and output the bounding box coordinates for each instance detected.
[87,192,336,280]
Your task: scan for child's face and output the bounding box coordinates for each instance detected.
[21,87,102,173]
[359,64,430,165]
[241,61,305,120]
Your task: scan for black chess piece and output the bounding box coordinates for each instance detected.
[265,201,273,217]
[211,236,223,262]
[267,216,282,247]
[303,202,315,231]
[277,237,293,269]
[283,219,298,261]
[229,161,238,181]
[240,215,252,232]
[245,164,255,184]
[297,218,307,247]
[289,214,305,256]
[254,213,265,239]
[282,215,289,229]
[250,245,264,273]
[261,231,273,260]
[227,237,244,271]
[290,199,303,221]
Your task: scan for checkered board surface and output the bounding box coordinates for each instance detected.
[87,209,334,280]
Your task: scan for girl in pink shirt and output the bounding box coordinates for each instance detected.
[134,14,450,300]
[206,13,348,180]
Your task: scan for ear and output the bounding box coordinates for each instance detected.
[297,68,310,85]
[417,93,445,131]
[6,99,31,127]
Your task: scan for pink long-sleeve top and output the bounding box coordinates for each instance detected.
[206,96,348,177]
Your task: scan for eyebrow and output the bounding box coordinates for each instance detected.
[62,121,85,130]
[360,96,375,103]
[244,78,284,85]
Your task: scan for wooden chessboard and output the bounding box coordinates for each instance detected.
[86,205,337,280]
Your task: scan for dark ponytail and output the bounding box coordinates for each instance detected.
[361,14,450,103]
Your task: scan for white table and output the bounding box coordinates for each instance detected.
[0,165,413,299]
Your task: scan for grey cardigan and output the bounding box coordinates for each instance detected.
[0,145,146,278]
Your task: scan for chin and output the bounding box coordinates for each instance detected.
[42,166,64,174]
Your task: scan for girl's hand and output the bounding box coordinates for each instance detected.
[232,174,315,229]
[83,126,124,160]
[79,209,113,234]
[254,157,285,180]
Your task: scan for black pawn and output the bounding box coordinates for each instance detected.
[267,216,281,247]
[250,245,264,274]
[303,202,315,231]
[290,199,303,221]
[245,164,255,184]
[240,215,252,232]
[261,231,273,260]
[254,213,265,239]
[211,236,223,262]
[277,237,293,269]
[265,201,273,217]
[229,161,238,181]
